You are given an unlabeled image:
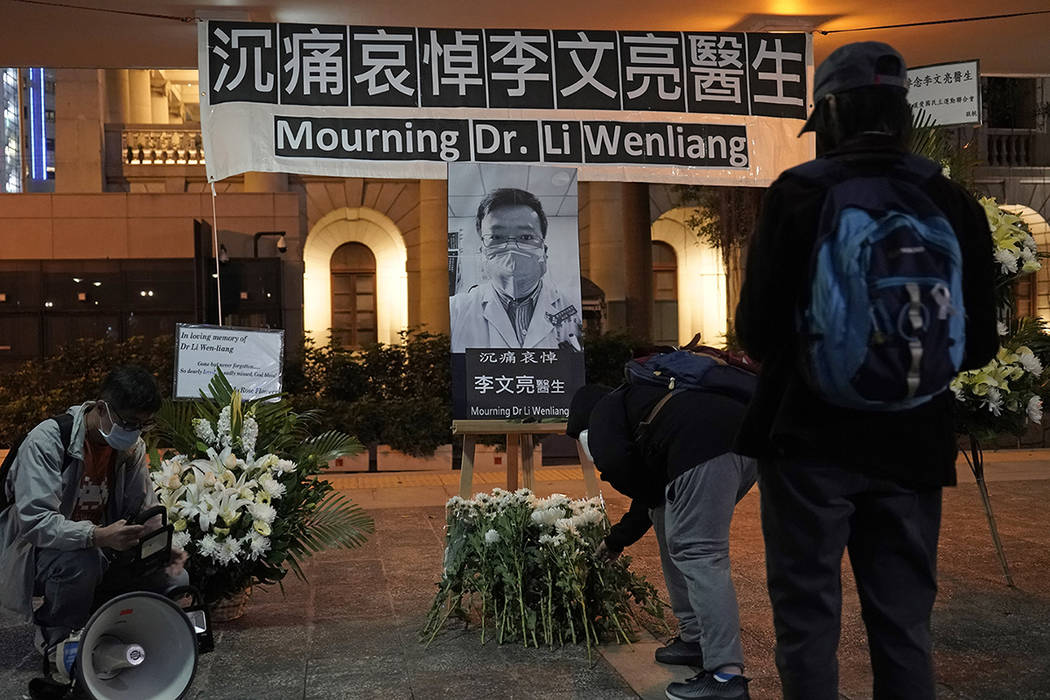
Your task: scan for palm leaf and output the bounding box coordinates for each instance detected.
[294,430,362,466]
[285,492,375,580]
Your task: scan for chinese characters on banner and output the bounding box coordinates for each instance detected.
[906,60,981,127]
[199,22,812,185]
[449,163,585,420]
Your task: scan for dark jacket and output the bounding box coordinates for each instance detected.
[589,383,750,506]
[734,138,998,488]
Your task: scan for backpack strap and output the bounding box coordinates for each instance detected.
[0,413,76,511]
[634,388,686,444]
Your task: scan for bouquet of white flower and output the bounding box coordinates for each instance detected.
[422,488,665,655]
[149,369,373,606]
[951,321,1050,441]
[981,196,1042,279]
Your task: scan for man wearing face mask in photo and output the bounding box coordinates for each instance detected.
[450,187,583,353]
[0,365,188,695]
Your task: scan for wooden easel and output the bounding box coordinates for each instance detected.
[452,420,600,499]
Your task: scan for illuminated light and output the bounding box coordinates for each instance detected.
[72,277,82,283]
[93,281,102,287]
[140,290,146,296]
[44,301,53,308]
[148,290,154,296]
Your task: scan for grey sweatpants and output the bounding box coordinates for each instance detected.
[663,452,757,671]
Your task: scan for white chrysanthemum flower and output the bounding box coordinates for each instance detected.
[985,386,1004,416]
[573,509,604,527]
[949,377,964,400]
[172,531,191,551]
[1018,350,1043,375]
[994,248,1019,275]
[249,501,277,524]
[198,534,219,557]
[554,518,579,537]
[484,529,501,545]
[216,537,242,565]
[192,418,217,446]
[1027,396,1044,424]
[274,459,297,474]
[258,474,286,499]
[997,321,1010,337]
[248,532,271,558]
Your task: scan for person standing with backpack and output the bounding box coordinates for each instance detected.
[0,365,187,697]
[735,42,997,700]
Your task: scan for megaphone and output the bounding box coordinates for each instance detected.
[55,591,198,700]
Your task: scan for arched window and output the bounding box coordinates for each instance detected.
[330,242,377,348]
[652,241,678,346]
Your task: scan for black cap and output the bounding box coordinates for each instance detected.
[799,41,909,136]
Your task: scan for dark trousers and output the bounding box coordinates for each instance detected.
[758,458,942,700]
[34,548,186,651]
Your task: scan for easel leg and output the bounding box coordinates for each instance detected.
[521,435,535,491]
[506,433,520,491]
[458,435,477,499]
[576,441,600,498]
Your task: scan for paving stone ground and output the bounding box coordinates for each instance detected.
[1,450,1048,699]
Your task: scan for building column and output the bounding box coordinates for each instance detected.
[127,70,151,123]
[54,69,105,193]
[150,86,169,124]
[581,181,652,337]
[104,69,129,123]
[415,179,450,333]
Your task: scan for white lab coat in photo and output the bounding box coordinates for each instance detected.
[449,281,582,353]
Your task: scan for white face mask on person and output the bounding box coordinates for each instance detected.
[98,402,142,451]
[484,248,547,299]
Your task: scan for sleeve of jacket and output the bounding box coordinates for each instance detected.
[604,499,652,553]
[735,183,791,362]
[953,191,998,371]
[588,390,644,499]
[11,422,93,551]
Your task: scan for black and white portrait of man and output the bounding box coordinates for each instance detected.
[448,164,583,353]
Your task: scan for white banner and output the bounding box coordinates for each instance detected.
[174,323,285,400]
[198,21,814,186]
[907,60,981,127]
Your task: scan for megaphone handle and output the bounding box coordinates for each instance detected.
[166,585,203,607]
[132,505,168,527]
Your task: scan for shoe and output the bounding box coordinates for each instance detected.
[665,672,750,700]
[654,635,704,666]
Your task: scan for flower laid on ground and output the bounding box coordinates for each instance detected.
[149,369,374,605]
[422,488,665,655]
[980,197,1041,279]
[951,320,1050,441]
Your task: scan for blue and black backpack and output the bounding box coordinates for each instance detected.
[791,154,965,411]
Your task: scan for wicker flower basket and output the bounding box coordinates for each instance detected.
[210,586,252,622]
